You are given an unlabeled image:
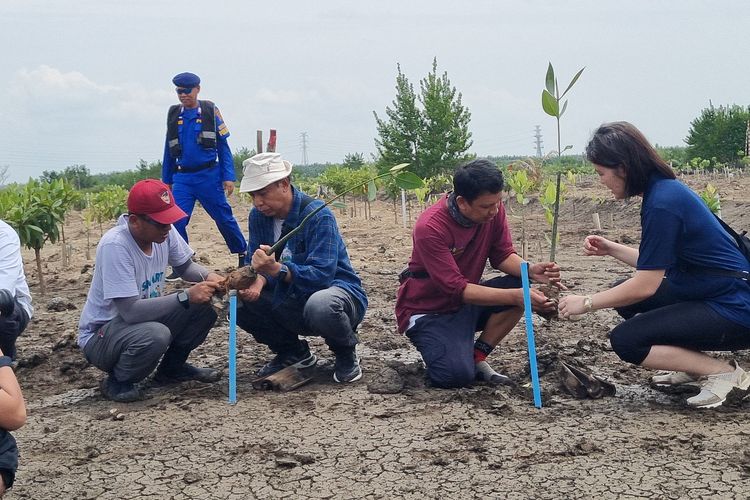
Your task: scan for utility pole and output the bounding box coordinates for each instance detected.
[300,132,308,166]
[534,125,543,157]
[745,119,749,160]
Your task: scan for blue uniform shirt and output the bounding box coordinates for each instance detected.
[162,105,234,186]
[638,175,750,327]
[248,187,368,315]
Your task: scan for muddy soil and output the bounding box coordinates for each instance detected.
[8,173,750,499]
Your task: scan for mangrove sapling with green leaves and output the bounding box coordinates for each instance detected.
[699,183,721,217]
[506,169,536,259]
[541,62,584,263]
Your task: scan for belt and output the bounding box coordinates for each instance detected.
[174,161,217,174]
[398,268,430,284]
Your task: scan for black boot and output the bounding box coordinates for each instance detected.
[238,253,247,269]
[154,348,221,384]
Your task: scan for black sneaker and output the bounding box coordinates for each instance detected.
[153,363,222,385]
[99,376,144,403]
[165,269,181,282]
[333,347,362,383]
[256,342,317,378]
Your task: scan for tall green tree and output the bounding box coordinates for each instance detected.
[374,60,473,179]
[685,104,750,165]
[418,58,473,178]
[342,153,366,169]
[373,64,423,174]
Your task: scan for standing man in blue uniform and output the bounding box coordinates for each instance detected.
[162,72,247,277]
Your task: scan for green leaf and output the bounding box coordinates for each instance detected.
[541,90,559,117]
[560,67,585,99]
[560,100,568,118]
[562,145,573,153]
[388,163,410,173]
[331,201,346,209]
[367,180,377,202]
[394,171,424,190]
[545,63,555,95]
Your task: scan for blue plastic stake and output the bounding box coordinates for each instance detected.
[228,290,237,405]
[520,261,542,408]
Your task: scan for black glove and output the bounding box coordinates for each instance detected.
[0,289,15,317]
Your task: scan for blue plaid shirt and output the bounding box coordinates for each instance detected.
[247,187,368,314]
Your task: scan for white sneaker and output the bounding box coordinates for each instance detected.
[650,371,699,387]
[686,361,750,409]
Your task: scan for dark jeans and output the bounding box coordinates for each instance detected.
[405,275,521,388]
[611,279,750,364]
[0,301,29,360]
[236,287,363,354]
[83,303,217,383]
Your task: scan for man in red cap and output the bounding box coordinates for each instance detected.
[78,179,224,402]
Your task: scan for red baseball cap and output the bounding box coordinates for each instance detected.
[127,179,187,224]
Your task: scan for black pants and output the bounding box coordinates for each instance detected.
[610,279,750,364]
[0,300,29,360]
[0,430,17,490]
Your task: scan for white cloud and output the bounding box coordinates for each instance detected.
[6,65,170,124]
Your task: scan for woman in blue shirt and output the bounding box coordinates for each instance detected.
[559,122,750,409]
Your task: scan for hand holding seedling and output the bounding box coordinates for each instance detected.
[187,280,223,304]
[528,261,566,290]
[523,288,557,314]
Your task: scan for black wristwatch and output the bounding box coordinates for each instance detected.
[0,356,13,369]
[177,290,190,309]
[277,264,289,281]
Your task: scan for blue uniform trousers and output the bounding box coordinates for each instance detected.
[171,176,247,254]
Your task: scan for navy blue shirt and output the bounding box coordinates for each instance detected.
[638,175,750,327]
[248,187,368,315]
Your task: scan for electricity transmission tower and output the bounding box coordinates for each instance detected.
[300,132,308,166]
[534,125,543,157]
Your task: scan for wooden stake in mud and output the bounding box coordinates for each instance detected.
[521,261,542,408]
[267,129,277,153]
[228,290,238,405]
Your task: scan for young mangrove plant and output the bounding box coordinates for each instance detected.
[541,62,584,262]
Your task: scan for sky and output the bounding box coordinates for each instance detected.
[0,0,748,184]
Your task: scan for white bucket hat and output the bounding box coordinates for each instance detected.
[239,152,294,193]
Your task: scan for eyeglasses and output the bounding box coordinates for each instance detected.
[175,87,194,95]
[136,214,171,230]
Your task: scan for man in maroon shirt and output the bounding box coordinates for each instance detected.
[395,159,561,388]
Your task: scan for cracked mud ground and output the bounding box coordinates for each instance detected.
[10,174,750,499]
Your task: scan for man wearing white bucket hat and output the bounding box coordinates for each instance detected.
[236,152,368,383]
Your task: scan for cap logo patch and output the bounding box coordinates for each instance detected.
[160,191,171,205]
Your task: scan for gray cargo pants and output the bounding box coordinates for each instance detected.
[82,303,217,383]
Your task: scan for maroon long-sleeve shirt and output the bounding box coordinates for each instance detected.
[395,194,516,333]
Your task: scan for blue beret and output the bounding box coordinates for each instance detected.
[172,72,200,88]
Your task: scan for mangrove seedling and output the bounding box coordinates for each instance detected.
[541,62,584,262]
